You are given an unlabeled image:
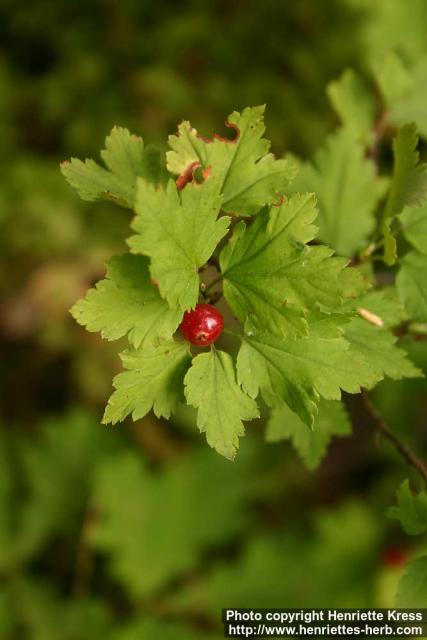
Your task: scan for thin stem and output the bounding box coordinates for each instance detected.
[408,323,427,337]
[204,275,222,294]
[207,255,220,269]
[207,290,223,305]
[394,322,427,341]
[367,109,389,166]
[361,391,427,484]
[223,328,243,340]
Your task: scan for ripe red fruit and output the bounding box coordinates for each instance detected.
[382,546,409,569]
[179,303,224,346]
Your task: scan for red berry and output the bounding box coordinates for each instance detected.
[382,546,409,569]
[179,303,224,346]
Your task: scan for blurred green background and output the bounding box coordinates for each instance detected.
[1,1,427,637]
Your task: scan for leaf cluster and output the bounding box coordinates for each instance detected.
[63,100,424,462]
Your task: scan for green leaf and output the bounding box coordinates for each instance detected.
[237,313,379,427]
[71,254,183,348]
[61,127,165,208]
[374,53,427,139]
[400,202,427,254]
[382,123,427,265]
[220,193,366,339]
[395,556,427,607]
[327,69,376,144]
[388,480,427,536]
[373,51,414,107]
[291,128,387,256]
[184,348,259,459]
[266,399,351,470]
[384,123,427,219]
[390,59,427,139]
[103,340,191,424]
[93,447,253,597]
[343,316,422,381]
[166,106,298,216]
[129,177,229,311]
[382,220,398,266]
[397,250,427,322]
[341,288,421,382]
[343,289,408,329]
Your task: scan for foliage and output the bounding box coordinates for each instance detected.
[2,2,427,635]
[388,481,427,606]
[388,480,427,536]
[0,409,403,636]
[291,129,387,256]
[62,28,427,606]
[66,102,424,463]
[266,399,351,470]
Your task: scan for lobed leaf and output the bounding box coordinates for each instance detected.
[388,480,427,536]
[167,106,298,216]
[390,59,427,139]
[384,123,427,219]
[184,348,259,459]
[237,313,379,427]
[129,177,229,311]
[266,399,351,470]
[220,193,366,339]
[291,128,387,256]
[327,69,376,145]
[395,556,427,607]
[400,202,427,254]
[61,127,165,208]
[342,289,408,329]
[382,123,427,265]
[103,340,191,424]
[343,317,422,381]
[71,254,183,348]
[374,52,427,139]
[397,250,427,322]
[373,51,414,108]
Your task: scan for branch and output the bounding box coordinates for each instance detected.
[204,274,222,295]
[367,109,389,166]
[393,321,427,342]
[207,289,223,305]
[200,277,223,304]
[361,391,427,484]
[207,255,220,269]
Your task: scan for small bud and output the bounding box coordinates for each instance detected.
[357,307,384,327]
